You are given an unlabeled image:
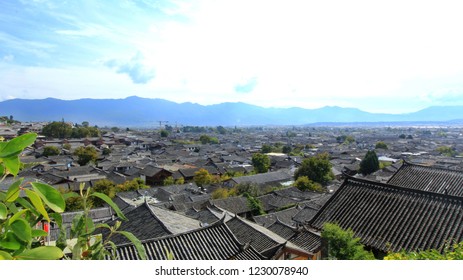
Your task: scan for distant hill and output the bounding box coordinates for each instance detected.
[1,96,463,127]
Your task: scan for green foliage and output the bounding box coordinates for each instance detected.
[102,147,111,155]
[42,121,73,139]
[261,144,273,153]
[252,153,270,174]
[235,182,260,197]
[211,187,237,199]
[111,127,120,133]
[116,178,149,192]
[160,129,169,137]
[194,168,212,187]
[74,146,98,166]
[43,146,61,157]
[62,143,72,150]
[359,150,380,175]
[399,134,406,139]
[163,176,175,186]
[375,141,388,150]
[294,176,324,192]
[336,135,355,144]
[436,146,457,157]
[321,223,375,260]
[294,152,334,185]
[385,242,463,260]
[282,145,292,154]
[42,121,100,139]
[244,193,265,216]
[216,126,227,135]
[199,135,219,144]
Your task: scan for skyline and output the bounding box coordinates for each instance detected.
[1,0,463,114]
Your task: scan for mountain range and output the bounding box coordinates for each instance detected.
[1,96,463,127]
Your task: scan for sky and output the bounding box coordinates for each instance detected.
[1,0,463,114]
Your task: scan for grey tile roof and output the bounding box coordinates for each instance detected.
[388,161,463,197]
[266,220,297,240]
[111,220,266,260]
[310,176,463,253]
[288,230,321,253]
[253,206,301,227]
[230,170,293,186]
[211,196,251,215]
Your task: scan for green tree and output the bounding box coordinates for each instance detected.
[294,153,334,185]
[252,153,270,173]
[282,145,292,154]
[321,223,375,260]
[216,126,227,135]
[244,193,265,216]
[261,144,273,153]
[163,176,175,186]
[385,242,463,260]
[102,147,111,155]
[43,146,61,157]
[199,135,219,144]
[437,146,457,157]
[193,168,212,187]
[111,127,120,133]
[294,176,324,192]
[375,141,388,149]
[74,146,98,166]
[116,178,149,192]
[63,143,72,150]
[160,129,169,137]
[82,121,89,127]
[42,121,73,139]
[359,150,380,175]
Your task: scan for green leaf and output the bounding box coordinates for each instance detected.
[24,188,50,222]
[117,231,147,260]
[90,192,127,221]
[15,197,39,217]
[8,209,28,225]
[0,133,37,158]
[5,178,23,202]
[0,250,13,260]
[31,229,48,238]
[62,191,80,200]
[0,202,6,220]
[0,165,4,177]
[31,182,65,213]
[50,213,67,251]
[3,156,20,176]
[11,218,32,242]
[0,232,22,250]
[15,246,63,260]
[70,213,85,239]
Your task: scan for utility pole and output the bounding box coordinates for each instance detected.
[158,120,169,129]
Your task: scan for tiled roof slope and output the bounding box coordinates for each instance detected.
[111,221,266,260]
[310,176,463,253]
[388,162,463,197]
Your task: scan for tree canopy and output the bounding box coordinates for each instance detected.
[194,168,213,187]
[252,153,270,174]
[73,146,98,166]
[321,223,375,260]
[42,146,60,157]
[294,176,324,192]
[294,152,334,185]
[359,150,380,175]
[42,121,100,139]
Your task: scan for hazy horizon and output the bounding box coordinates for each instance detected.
[2,1,463,114]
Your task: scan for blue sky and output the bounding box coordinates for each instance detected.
[1,0,463,114]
